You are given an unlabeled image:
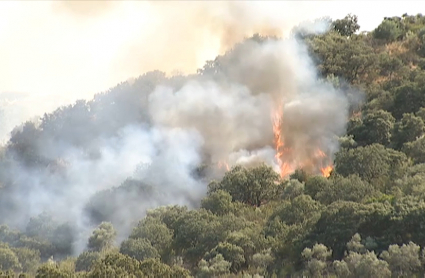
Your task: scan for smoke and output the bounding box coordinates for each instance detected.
[0,2,361,257]
[149,34,350,176]
[52,1,117,17]
[112,1,332,76]
[0,92,74,143]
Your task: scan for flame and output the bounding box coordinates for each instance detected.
[321,165,333,177]
[315,149,326,157]
[272,105,291,178]
[316,149,333,177]
[272,105,333,178]
[218,160,230,171]
[273,105,298,178]
[351,109,362,119]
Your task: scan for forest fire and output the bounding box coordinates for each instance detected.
[218,160,230,171]
[272,105,295,177]
[272,106,333,178]
[321,165,333,177]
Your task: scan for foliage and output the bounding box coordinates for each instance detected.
[87,222,117,252]
[1,12,425,277]
[120,238,160,262]
[334,144,410,189]
[75,251,100,272]
[208,164,281,207]
[332,14,360,36]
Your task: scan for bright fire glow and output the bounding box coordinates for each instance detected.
[272,105,295,177]
[321,165,333,178]
[272,105,333,178]
[218,161,230,171]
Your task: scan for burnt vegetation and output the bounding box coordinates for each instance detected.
[0,13,425,277]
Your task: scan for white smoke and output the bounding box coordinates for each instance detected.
[0,12,360,256]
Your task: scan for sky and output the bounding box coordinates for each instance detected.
[0,1,423,142]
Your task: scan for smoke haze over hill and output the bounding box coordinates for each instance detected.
[0,1,421,142]
[0,1,374,255]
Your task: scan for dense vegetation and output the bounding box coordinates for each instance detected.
[0,13,425,277]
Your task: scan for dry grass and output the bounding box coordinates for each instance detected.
[386,41,408,56]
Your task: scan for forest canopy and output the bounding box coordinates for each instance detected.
[0,13,425,278]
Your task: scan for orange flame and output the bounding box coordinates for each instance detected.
[218,161,230,171]
[272,106,333,178]
[321,165,333,177]
[315,149,333,177]
[272,105,291,178]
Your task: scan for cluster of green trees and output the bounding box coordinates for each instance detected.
[0,13,424,277]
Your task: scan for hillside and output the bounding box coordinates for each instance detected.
[0,13,424,277]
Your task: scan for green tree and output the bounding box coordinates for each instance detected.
[225,227,264,267]
[120,238,160,262]
[302,244,332,278]
[346,233,367,254]
[12,247,40,274]
[418,27,425,56]
[271,195,323,227]
[205,242,245,273]
[208,164,281,207]
[172,209,221,266]
[138,258,180,277]
[380,242,421,277]
[51,223,74,256]
[75,251,100,272]
[333,260,351,277]
[339,251,392,278]
[334,144,409,189]
[57,257,76,276]
[197,254,231,278]
[391,84,425,119]
[130,217,173,260]
[201,190,234,216]
[25,213,56,241]
[332,14,360,36]
[351,110,395,146]
[0,225,20,245]
[8,121,43,167]
[395,173,425,199]
[35,263,70,278]
[416,107,425,122]
[307,32,378,83]
[304,176,331,200]
[402,136,425,164]
[87,222,116,252]
[316,175,376,205]
[386,197,425,249]
[393,113,425,149]
[0,246,21,272]
[374,19,404,41]
[290,169,309,183]
[144,205,188,232]
[15,236,54,261]
[87,252,142,278]
[170,264,192,278]
[252,249,274,276]
[281,179,305,201]
[378,54,404,81]
[307,201,375,259]
[364,88,394,113]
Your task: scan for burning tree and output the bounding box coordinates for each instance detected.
[272,105,333,178]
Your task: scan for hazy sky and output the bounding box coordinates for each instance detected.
[0,1,423,141]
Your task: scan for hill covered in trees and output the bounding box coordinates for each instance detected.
[0,13,425,277]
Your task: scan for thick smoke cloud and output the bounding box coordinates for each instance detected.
[0,2,359,256]
[110,1,325,76]
[147,32,348,176]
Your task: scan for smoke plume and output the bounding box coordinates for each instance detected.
[0,2,360,256]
